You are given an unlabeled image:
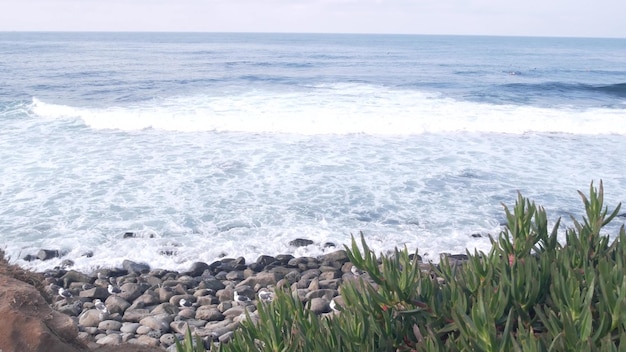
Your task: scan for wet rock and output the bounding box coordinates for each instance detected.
[184,262,211,277]
[289,238,314,247]
[37,249,61,261]
[275,254,295,265]
[122,260,151,275]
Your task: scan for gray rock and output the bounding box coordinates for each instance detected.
[118,282,149,302]
[196,306,225,322]
[309,297,331,314]
[151,302,180,315]
[136,325,152,335]
[170,321,189,335]
[305,289,337,302]
[199,278,225,291]
[98,320,123,331]
[225,270,244,281]
[78,309,102,327]
[132,290,160,307]
[140,313,173,332]
[120,322,141,334]
[105,295,131,315]
[121,332,134,343]
[96,334,122,346]
[61,270,93,287]
[321,250,350,266]
[319,270,341,280]
[147,329,163,339]
[122,308,150,322]
[79,287,109,300]
[219,331,234,343]
[169,294,195,307]
[196,295,218,306]
[160,333,177,347]
[319,279,341,290]
[136,334,160,347]
[157,286,176,303]
[237,271,281,288]
[178,307,196,319]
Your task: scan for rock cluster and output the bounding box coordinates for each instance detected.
[43,250,441,350]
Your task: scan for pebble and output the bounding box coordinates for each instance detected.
[44,248,447,350]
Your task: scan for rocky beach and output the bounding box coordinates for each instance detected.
[1,240,449,352]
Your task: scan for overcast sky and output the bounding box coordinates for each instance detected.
[1,0,624,38]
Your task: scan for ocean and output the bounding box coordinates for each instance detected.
[1,32,625,273]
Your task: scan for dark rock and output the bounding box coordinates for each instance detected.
[81,251,93,258]
[471,233,483,238]
[247,263,265,272]
[323,242,337,248]
[59,259,74,269]
[122,232,136,239]
[275,254,295,265]
[23,254,37,262]
[37,249,61,261]
[408,253,422,262]
[184,262,211,277]
[199,279,226,292]
[289,238,314,247]
[79,287,109,300]
[256,255,276,267]
[122,260,150,275]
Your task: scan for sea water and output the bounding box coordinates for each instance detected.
[1,32,625,273]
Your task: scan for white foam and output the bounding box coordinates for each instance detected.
[29,84,626,135]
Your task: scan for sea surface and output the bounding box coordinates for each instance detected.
[1,32,625,273]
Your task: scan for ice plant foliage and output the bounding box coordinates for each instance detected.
[177,181,626,351]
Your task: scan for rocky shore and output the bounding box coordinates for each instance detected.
[36,247,444,351]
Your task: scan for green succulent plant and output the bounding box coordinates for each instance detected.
[216,181,626,352]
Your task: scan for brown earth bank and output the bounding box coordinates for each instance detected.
[0,253,161,352]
